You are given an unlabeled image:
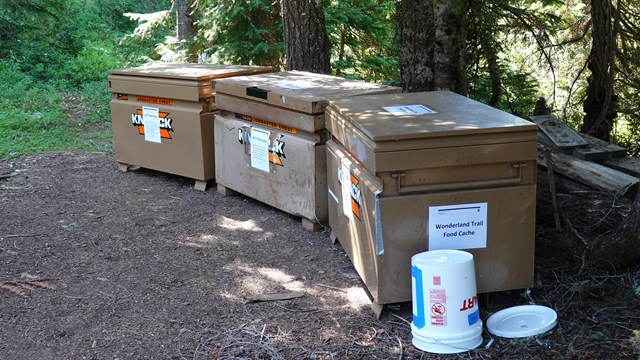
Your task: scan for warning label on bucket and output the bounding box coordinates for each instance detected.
[430,289,447,326]
[428,202,488,251]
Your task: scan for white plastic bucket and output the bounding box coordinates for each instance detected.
[411,250,483,354]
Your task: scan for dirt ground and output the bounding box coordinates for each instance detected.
[1,151,639,359]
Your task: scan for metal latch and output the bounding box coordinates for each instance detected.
[391,171,407,194]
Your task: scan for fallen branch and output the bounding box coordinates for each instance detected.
[0,172,17,180]
[0,277,61,298]
[3,234,41,239]
[246,291,305,303]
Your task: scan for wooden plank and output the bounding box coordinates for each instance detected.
[603,157,640,178]
[572,133,627,160]
[529,115,588,149]
[537,145,638,198]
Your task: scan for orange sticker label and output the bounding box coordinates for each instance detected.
[136,96,173,106]
[349,173,362,220]
[237,114,297,135]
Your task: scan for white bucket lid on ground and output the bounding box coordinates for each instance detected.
[486,305,558,338]
[411,250,483,354]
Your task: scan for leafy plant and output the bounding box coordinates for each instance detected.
[325,0,398,83]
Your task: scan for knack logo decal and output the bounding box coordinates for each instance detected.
[338,166,362,220]
[237,125,286,166]
[131,109,173,139]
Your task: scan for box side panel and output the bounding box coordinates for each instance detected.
[373,142,537,173]
[378,156,536,197]
[327,144,536,304]
[376,186,536,303]
[200,112,216,180]
[109,76,201,102]
[214,81,316,114]
[327,140,384,301]
[314,144,328,222]
[110,98,212,180]
[215,115,327,222]
[326,107,377,170]
[215,93,324,133]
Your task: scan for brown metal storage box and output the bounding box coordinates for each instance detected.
[108,63,272,190]
[213,71,400,230]
[324,91,538,306]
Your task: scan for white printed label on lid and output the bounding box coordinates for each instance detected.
[428,202,488,250]
[383,104,437,116]
[274,80,314,90]
[142,106,161,143]
[250,127,271,172]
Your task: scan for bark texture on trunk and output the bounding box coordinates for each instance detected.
[177,0,198,63]
[398,0,468,94]
[282,0,331,74]
[433,1,468,93]
[397,0,435,92]
[582,0,617,141]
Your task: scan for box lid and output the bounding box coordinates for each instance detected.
[213,71,401,114]
[327,91,537,142]
[108,63,272,81]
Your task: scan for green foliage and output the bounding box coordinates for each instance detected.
[198,0,284,67]
[325,0,398,83]
[0,0,170,159]
[1,0,640,160]
[468,64,540,117]
[0,62,78,158]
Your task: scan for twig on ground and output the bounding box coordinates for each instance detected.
[0,172,17,180]
[0,276,60,297]
[389,313,411,326]
[186,328,285,360]
[396,335,403,360]
[316,283,343,291]
[3,234,40,238]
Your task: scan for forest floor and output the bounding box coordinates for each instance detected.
[1,151,639,359]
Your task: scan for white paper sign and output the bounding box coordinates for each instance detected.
[428,202,488,250]
[383,104,437,116]
[274,80,314,90]
[250,127,271,172]
[142,106,161,143]
[340,163,353,220]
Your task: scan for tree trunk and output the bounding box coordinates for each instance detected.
[176,0,198,63]
[281,0,331,74]
[397,0,435,92]
[397,0,468,94]
[581,0,616,141]
[433,0,468,94]
[480,32,501,107]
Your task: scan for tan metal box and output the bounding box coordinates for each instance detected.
[325,91,538,305]
[108,63,272,190]
[213,71,400,229]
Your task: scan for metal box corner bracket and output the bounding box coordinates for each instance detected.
[212,71,400,226]
[325,91,538,305]
[108,63,272,184]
